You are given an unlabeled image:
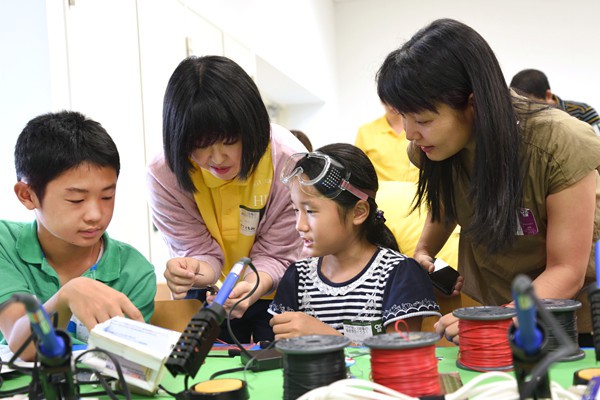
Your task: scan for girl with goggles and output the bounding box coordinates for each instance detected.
[269,143,440,344]
[281,151,374,201]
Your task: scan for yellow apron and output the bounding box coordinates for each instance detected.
[190,144,273,287]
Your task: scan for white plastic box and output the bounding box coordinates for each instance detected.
[82,316,181,394]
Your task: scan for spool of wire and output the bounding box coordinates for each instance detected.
[453,306,516,371]
[364,332,440,397]
[275,335,350,400]
[539,299,584,361]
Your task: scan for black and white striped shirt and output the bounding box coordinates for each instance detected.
[269,247,440,338]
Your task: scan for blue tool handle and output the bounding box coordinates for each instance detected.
[512,275,543,355]
[17,293,66,359]
[212,258,249,306]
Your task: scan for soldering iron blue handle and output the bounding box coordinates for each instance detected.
[212,258,250,306]
[512,274,543,355]
[15,293,66,359]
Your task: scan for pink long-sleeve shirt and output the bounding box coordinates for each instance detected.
[146,124,306,292]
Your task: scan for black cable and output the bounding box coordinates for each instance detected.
[241,339,279,375]
[0,331,37,396]
[28,358,42,399]
[0,296,133,400]
[74,348,132,400]
[209,367,246,380]
[189,260,261,386]
[225,260,260,362]
[158,383,181,398]
[207,353,238,358]
[96,374,119,400]
[7,331,35,375]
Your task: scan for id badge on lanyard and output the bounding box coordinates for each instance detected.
[66,315,90,343]
[343,319,384,344]
[516,207,539,235]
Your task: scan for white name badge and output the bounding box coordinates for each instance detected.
[343,320,384,345]
[239,206,261,236]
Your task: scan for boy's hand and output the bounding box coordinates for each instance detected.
[269,311,340,340]
[59,277,143,331]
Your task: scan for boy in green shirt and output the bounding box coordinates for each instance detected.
[0,111,156,361]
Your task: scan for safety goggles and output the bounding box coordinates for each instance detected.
[280,152,371,201]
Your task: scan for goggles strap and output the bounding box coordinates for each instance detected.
[339,179,373,201]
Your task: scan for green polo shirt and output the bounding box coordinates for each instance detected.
[0,220,156,342]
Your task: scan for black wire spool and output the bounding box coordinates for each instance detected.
[539,299,584,361]
[275,335,350,400]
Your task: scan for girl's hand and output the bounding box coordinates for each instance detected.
[270,311,340,340]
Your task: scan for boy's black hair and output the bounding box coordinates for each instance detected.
[310,143,400,252]
[14,110,120,201]
[163,55,271,193]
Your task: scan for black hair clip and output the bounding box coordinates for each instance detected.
[375,209,386,223]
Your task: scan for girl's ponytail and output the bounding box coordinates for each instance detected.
[315,143,400,252]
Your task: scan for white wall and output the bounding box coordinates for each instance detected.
[0,0,339,282]
[335,0,600,144]
[187,0,339,148]
[2,0,598,278]
[0,0,54,222]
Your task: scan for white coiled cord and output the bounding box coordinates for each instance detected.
[297,373,581,400]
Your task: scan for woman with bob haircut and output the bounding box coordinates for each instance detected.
[147,55,305,342]
[377,18,600,346]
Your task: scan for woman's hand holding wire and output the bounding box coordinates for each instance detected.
[434,313,460,345]
[206,280,255,319]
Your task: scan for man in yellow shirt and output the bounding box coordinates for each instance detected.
[355,103,420,182]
